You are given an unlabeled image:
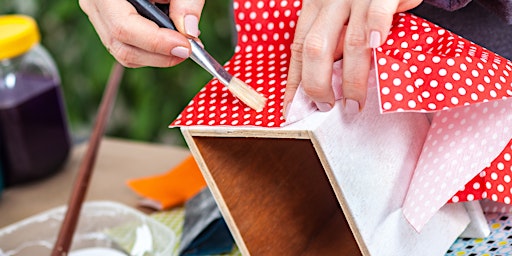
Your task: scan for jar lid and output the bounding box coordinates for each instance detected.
[0,15,41,60]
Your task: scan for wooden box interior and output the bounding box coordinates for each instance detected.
[193,136,361,255]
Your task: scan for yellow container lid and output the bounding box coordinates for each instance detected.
[0,15,40,60]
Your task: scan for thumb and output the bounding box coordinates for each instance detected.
[169,0,205,38]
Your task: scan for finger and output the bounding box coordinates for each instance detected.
[81,1,114,49]
[113,15,192,58]
[333,26,347,61]
[78,0,93,14]
[102,2,191,57]
[91,14,181,68]
[367,0,422,48]
[301,1,350,111]
[169,0,205,37]
[83,2,130,59]
[342,0,372,112]
[397,0,424,12]
[367,0,399,48]
[108,40,187,68]
[84,0,190,67]
[283,0,321,116]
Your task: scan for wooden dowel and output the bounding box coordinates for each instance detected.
[51,62,124,256]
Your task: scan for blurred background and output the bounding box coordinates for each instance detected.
[0,0,235,146]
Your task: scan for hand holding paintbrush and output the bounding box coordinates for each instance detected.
[127,0,267,112]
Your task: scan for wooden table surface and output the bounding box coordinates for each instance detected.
[0,137,190,228]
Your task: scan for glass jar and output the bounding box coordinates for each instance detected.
[0,15,71,186]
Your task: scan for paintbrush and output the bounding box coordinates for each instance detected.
[127,0,267,112]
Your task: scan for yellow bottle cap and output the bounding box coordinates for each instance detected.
[0,15,40,60]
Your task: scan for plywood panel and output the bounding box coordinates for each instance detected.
[193,136,360,255]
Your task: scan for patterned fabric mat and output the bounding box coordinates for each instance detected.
[150,208,241,256]
[446,213,512,255]
[149,208,512,255]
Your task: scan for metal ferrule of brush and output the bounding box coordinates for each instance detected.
[189,39,232,86]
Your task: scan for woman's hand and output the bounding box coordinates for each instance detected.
[79,0,205,68]
[284,0,422,115]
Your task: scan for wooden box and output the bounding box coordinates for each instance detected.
[180,89,470,255]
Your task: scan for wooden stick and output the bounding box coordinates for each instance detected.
[51,62,124,256]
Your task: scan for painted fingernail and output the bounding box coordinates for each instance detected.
[184,15,199,37]
[315,102,333,112]
[369,30,381,48]
[343,99,360,114]
[195,39,204,48]
[171,46,190,59]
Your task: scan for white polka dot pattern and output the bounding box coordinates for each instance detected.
[171,10,512,127]
[375,13,512,113]
[403,98,512,231]
[171,0,301,127]
[451,140,512,204]
[169,5,512,232]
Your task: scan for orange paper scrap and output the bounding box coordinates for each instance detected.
[127,155,206,210]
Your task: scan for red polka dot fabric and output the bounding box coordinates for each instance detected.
[171,0,302,127]
[375,13,512,113]
[376,14,512,232]
[170,0,512,231]
[403,97,512,231]
[452,140,512,204]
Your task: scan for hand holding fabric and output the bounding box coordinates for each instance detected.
[284,0,421,115]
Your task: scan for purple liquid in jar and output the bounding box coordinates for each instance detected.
[0,73,71,186]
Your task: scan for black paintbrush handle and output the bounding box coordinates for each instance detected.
[127,0,177,30]
[126,0,232,85]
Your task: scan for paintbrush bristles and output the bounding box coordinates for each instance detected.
[227,77,267,112]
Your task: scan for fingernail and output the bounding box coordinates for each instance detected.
[315,102,333,112]
[171,46,190,59]
[369,30,381,48]
[184,15,199,37]
[343,99,360,114]
[195,39,204,48]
